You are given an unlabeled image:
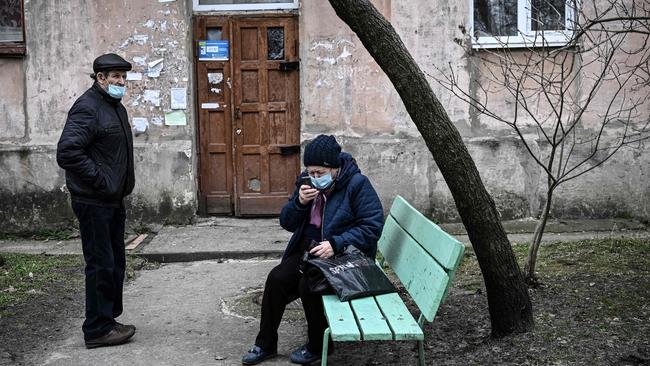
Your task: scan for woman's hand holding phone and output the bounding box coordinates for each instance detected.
[299,176,318,205]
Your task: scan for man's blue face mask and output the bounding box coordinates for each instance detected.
[107,84,126,99]
[310,173,333,190]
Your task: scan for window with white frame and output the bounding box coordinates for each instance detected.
[193,0,299,12]
[470,0,576,49]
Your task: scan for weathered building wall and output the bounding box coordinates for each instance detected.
[1,0,648,233]
[299,0,650,222]
[0,0,195,233]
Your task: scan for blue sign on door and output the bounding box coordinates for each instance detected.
[198,40,229,61]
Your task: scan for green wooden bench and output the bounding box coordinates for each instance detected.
[320,195,465,366]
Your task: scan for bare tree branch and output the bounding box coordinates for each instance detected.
[430,0,650,281]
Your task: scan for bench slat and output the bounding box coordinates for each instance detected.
[388,196,464,272]
[374,293,424,340]
[350,297,393,340]
[322,295,361,341]
[378,216,449,322]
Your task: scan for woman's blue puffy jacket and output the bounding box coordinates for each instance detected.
[279,152,384,260]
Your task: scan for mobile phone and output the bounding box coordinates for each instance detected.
[300,176,314,188]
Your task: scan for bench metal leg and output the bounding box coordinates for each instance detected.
[321,328,331,366]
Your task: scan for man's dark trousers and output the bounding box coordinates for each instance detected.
[72,201,126,340]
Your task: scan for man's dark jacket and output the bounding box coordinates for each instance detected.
[280,152,384,260]
[57,83,135,207]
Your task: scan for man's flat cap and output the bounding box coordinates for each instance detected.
[93,53,132,73]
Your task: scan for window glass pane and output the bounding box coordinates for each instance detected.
[207,27,222,40]
[199,0,292,4]
[474,0,518,37]
[0,0,23,42]
[531,0,566,31]
[267,27,284,60]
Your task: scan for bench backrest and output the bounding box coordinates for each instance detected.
[377,195,464,322]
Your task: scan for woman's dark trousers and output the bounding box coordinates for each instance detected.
[255,252,333,354]
[72,201,126,340]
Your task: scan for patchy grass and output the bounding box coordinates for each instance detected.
[126,255,160,280]
[0,227,80,241]
[528,238,650,275]
[0,253,158,314]
[0,253,83,313]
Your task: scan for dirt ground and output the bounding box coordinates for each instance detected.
[0,260,84,366]
[326,238,650,366]
[0,256,155,366]
[1,238,648,366]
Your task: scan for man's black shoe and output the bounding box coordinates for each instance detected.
[85,325,135,349]
[115,322,136,333]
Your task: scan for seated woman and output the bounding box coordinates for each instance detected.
[242,134,384,365]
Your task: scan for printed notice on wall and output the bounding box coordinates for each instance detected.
[165,110,186,126]
[201,103,219,109]
[126,72,142,81]
[143,90,161,107]
[171,88,187,110]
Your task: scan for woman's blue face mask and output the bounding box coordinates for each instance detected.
[310,173,333,190]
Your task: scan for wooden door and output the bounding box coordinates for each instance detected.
[195,17,234,214]
[194,16,300,216]
[232,17,300,216]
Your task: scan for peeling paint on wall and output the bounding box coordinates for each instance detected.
[133,56,147,66]
[2,0,648,232]
[310,39,354,65]
[146,58,164,78]
[151,116,164,126]
[132,118,149,135]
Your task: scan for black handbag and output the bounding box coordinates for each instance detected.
[304,247,397,301]
[301,240,332,294]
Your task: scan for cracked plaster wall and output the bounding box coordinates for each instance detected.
[0,0,648,232]
[299,0,650,222]
[0,0,195,232]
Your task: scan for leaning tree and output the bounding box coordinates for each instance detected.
[435,0,650,284]
[328,0,534,337]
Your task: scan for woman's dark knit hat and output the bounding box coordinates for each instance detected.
[303,134,341,168]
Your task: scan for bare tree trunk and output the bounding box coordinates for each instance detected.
[525,189,554,285]
[328,0,534,336]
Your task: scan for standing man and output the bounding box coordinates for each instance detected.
[57,53,136,348]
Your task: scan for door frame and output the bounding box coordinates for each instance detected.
[193,13,300,216]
